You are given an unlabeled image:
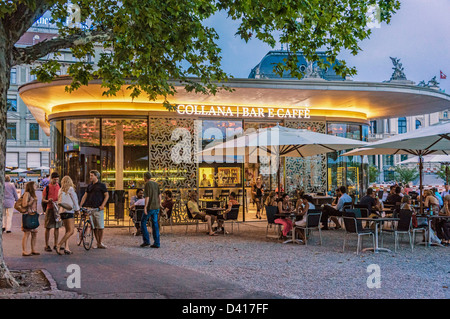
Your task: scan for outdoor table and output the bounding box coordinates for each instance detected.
[356,217,399,253]
[200,207,226,216]
[418,215,450,247]
[275,213,303,245]
[311,196,334,206]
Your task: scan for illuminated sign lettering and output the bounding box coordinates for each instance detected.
[176,105,310,119]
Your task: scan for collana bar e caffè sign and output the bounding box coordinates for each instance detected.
[176,104,311,119]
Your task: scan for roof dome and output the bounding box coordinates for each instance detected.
[248,50,345,81]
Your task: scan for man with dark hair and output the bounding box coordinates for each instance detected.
[80,170,109,249]
[141,172,161,248]
[321,186,352,230]
[358,188,381,216]
[386,186,403,204]
[42,172,62,252]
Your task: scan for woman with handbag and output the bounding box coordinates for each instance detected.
[20,181,40,256]
[55,176,80,255]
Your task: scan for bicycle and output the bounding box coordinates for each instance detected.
[76,207,97,250]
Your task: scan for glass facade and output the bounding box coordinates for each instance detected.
[326,123,369,198]
[51,116,369,225]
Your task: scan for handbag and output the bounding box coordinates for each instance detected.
[14,195,27,214]
[58,191,73,212]
[22,212,40,229]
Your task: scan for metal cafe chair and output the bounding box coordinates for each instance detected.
[203,189,214,199]
[381,209,413,252]
[412,215,429,250]
[342,212,375,255]
[294,209,322,245]
[265,205,281,239]
[185,203,206,235]
[225,204,240,234]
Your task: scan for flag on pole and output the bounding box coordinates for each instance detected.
[440,70,447,79]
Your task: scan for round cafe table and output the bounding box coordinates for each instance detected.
[356,217,399,253]
[275,213,303,245]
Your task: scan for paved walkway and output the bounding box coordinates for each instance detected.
[2,213,283,299]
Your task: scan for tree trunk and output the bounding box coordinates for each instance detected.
[0,24,19,289]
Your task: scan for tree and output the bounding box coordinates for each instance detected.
[368,165,379,184]
[394,166,420,185]
[436,164,449,185]
[0,0,400,287]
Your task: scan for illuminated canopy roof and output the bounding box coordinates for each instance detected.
[19,76,450,136]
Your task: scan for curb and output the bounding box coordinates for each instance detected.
[40,269,58,291]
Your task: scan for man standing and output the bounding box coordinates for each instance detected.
[80,170,109,249]
[141,172,161,248]
[42,172,62,251]
[3,175,19,233]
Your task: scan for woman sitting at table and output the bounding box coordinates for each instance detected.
[424,190,440,213]
[216,192,239,234]
[187,191,217,236]
[437,194,450,245]
[265,191,278,207]
[294,195,315,242]
[400,195,415,212]
[274,194,295,240]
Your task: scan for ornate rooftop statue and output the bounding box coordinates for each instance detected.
[427,76,439,88]
[303,60,323,80]
[389,57,407,81]
[417,80,427,87]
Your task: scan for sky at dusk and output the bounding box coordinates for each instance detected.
[208,0,450,94]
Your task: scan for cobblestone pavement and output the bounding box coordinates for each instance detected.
[2,211,449,299]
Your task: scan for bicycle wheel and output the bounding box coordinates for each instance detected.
[82,220,94,250]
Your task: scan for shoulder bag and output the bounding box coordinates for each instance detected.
[14,194,27,214]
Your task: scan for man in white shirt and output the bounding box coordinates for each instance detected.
[321,186,352,230]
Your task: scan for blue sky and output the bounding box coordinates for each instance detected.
[209,0,450,93]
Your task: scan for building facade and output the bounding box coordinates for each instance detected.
[7,20,102,179]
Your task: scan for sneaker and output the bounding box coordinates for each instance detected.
[150,244,160,248]
[6,231,11,234]
[97,243,107,249]
[140,243,150,247]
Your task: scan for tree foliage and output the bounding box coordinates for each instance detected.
[368,164,379,184]
[394,166,420,185]
[3,0,400,108]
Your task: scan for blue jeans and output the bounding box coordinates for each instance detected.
[141,209,160,247]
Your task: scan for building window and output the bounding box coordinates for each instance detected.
[7,123,16,140]
[400,154,408,162]
[384,155,394,166]
[398,117,407,134]
[27,152,41,169]
[415,119,422,130]
[7,99,17,112]
[6,152,19,168]
[10,68,17,84]
[444,111,448,119]
[29,123,39,140]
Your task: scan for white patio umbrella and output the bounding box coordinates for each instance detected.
[341,121,450,212]
[11,168,30,173]
[199,124,368,191]
[36,166,51,170]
